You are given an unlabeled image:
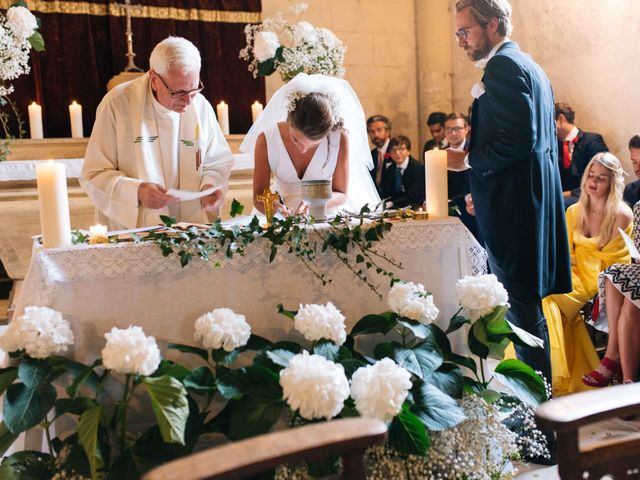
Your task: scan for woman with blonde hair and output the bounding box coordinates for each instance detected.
[545,152,632,395]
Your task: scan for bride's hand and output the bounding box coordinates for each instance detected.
[294,201,309,217]
[275,202,295,218]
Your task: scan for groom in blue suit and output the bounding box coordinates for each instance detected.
[449,0,572,390]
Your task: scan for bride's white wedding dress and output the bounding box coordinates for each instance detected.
[264,124,341,214]
[240,73,380,213]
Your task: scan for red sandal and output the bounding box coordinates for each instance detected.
[582,357,622,388]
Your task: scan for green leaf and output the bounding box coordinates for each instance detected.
[356,254,365,263]
[210,348,240,366]
[257,57,277,77]
[167,343,209,362]
[477,389,502,404]
[411,382,466,431]
[243,334,273,351]
[17,358,50,388]
[152,359,191,381]
[159,215,176,227]
[55,397,98,417]
[230,198,244,217]
[0,451,54,479]
[228,395,285,440]
[398,318,432,339]
[108,449,141,480]
[266,349,295,368]
[0,368,18,396]
[468,321,490,359]
[3,383,56,433]
[276,303,297,319]
[27,31,45,52]
[0,422,18,457]
[78,406,103,480]
[472,319,511,359]
[216,365,282,400]
[142,376,189,445]
[492,359,547,406]
[425,363,464,399]
[65,359,102,398]
[313,341,341,361]
[505,320,544,349]
[183,366,216,396]
[374,342,394,360]
[445,315,470,334]
[394,348,423,379]
[412,344,444,377]
[388,404,429,455]
[350,312,396,336]
[339,358,366,379]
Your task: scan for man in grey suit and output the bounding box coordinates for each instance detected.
[448,0,572,395]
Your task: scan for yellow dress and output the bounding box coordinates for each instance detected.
[545,203,631,396]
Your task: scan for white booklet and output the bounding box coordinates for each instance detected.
[618,227,640,260]
[167,185,222,202]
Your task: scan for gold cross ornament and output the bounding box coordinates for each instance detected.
[256,187,280,225]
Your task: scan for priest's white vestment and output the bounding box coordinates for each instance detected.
[80,73,234,230]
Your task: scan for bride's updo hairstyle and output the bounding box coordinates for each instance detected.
[287,92,342,141]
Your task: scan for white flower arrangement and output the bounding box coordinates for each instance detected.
[101,325,161,376]
[0,4,43,97]
[194,308,251,352]
[387,281,439,324]
[239,3,346,81]
[455,274,509,321]
[293,301,346,345]
[279,351,350,420]
[350,358,412,423]
[0,306,74,358]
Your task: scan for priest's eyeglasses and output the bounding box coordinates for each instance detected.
[454,23,479,41]
[156,73,204,98]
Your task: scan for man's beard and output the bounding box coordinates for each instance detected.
[372,137,387,149]
[466,30,492,61]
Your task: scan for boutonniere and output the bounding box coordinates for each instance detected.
[471,81,486,99]
[383,153,392,159]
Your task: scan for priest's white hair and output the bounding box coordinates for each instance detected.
[149,36,201,76]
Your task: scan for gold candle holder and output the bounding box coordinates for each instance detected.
[88,224,109,244]
[412,208,429,220]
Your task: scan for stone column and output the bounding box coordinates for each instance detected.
[414,0,454,153]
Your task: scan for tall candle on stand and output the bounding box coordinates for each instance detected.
[69,101,83,138]
[424,149,449,218]
[251,101,263,123]
[36,161,72,248]
[216,101,230,135]
[28,102,43,139]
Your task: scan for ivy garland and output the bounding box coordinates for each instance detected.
[137,200,402,297]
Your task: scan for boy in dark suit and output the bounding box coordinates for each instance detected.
[380,135,425,209]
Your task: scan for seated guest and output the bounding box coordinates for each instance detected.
[381,135,425,210]
[422,111,448,157]
[583,198,640,387]
[366,115,392,193]
[81,36,234,230]
[544,152,632,396]
[555,102,609,209]
[623,134,640,207]
[443,112,481,243]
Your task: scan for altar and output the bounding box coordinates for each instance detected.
[13,219,487,363]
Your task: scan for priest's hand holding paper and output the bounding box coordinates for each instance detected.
[138,182,179,209]
[200,184,224,211]
[447,149,468,172]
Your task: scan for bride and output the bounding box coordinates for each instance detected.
[240,73,380,215]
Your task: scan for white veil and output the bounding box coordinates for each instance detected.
[240,73,380,212]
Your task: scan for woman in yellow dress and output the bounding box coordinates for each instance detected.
[546,152,632,395]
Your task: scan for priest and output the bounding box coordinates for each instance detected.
[80,36,233,230]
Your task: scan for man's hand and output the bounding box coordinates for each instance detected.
[465,193,475,216]
[200,184,224,212]
[446,149,468,171]
[138,182,178,209]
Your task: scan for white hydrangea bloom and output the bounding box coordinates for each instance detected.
[387,282,439,324]
[279,351,350,420]
[5,6,37,39]
[292,21,316,44]
[294,302,346,345]
[0,306,74,358]
[101,326,161,376]
[253,30,280,62]
[351,358,412,423]
[194,308,251,352]
[455,274,509,321]
[317,28,338,49]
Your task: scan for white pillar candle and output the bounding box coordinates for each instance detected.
[424,149,449,218]
[251,101,263,123]
[216,101,230,135]
[28,102,43,139]
[36,161,72,248]
[69,101,83,138]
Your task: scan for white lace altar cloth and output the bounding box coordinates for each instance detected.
[14,218,486,362]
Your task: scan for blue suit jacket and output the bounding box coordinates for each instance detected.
[468,41,572,300]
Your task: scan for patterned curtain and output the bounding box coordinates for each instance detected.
[4,0,263,138]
